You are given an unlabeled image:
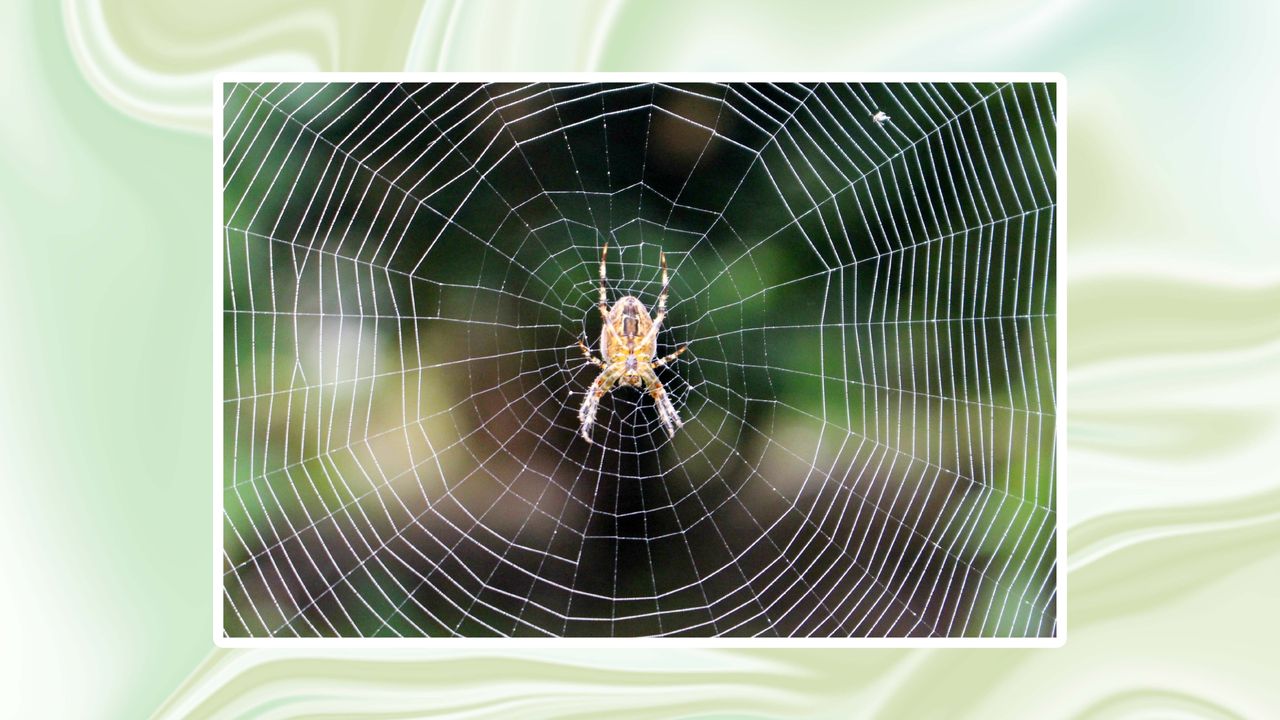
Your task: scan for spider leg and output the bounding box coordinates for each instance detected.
[638,251,672,350]
[578,365,621,444]
[658,251,669,316]
[598,243,610,319]
[651,344,688,369]
[577,335,604,368]
[641,367,683,439]
[593,243,625,351]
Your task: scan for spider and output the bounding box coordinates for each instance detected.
[576,244,688,444]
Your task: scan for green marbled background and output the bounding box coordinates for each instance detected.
[1,0,1276,717]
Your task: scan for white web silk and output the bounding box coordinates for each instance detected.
[221,81,1058,638]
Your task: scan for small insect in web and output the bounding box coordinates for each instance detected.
[576,244,689,444]
[872,110,891,128]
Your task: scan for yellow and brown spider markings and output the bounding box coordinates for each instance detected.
[576,244,688,443]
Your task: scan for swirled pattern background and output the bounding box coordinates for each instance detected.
[0,0,1275,716]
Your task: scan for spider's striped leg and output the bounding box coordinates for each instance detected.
[651,344,688,369]
[658,251,669,316]
[593,243,625,350]
[578,365,621,444]
[598,243,610,319]
[642,368,683,439]
[639,252,672,351]
[577,336,604,368]
[649,251,669,331]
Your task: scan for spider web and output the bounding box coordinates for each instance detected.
[221,80,1058,638]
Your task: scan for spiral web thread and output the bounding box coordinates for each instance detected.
[221,80,1058,638]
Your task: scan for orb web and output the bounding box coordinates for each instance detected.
[221,80,1058,638]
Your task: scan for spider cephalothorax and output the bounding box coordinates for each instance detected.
[577,244,688,443]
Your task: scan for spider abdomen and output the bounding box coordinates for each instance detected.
[604,296,656,359]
